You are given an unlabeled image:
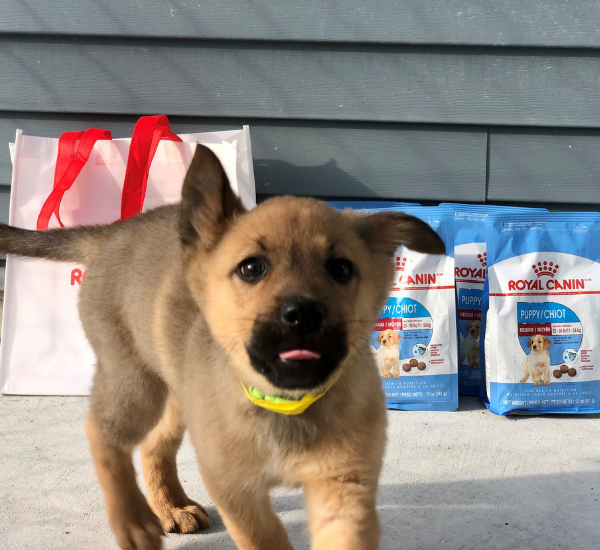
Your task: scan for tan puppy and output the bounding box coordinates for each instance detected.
[0,145,444,550]
[376,329,402,378]
[520,334,552,386]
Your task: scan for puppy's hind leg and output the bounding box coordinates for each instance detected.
[141,393,209,533]
[87,358,167,550]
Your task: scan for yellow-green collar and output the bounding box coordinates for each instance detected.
[242,381,334,415]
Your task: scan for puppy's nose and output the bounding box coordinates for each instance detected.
[280,299,326,333]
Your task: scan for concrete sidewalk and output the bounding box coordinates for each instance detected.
[1,395,599,550]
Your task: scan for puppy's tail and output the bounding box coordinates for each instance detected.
[0,224,109,266]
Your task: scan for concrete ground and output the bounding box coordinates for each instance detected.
[1,395,599,550]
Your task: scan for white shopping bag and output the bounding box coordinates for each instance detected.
[0,115,255,395]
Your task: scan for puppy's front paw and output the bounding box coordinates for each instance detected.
[111,504,163,550]
[544,380,551,386]
[155,500,209,534]
[519,378,528,384]
[533,381,541,386]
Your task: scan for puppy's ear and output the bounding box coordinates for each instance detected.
[393,331,402,345]
[543,336,552,350]
[179,144,246,250]
[466,321,472,332]
[377,332,384,344]
[347,211,445,256]
[527,337,534,350]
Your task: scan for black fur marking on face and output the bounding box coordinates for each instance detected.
[246,322,348,390]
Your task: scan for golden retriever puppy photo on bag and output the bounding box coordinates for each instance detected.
[0,145,444,550]
[520,334,552,386]
[376,328,402,379]
[460,319,481,369]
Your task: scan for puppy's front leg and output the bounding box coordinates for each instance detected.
[304,477,380,550]
[86,414,164,550]
[542,364,552,385]
[204,478,294,550]
[519,360,530,384]
[141,394,209,533]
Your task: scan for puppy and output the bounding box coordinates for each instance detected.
[460,320,480,368]
[376,329,401,378]
[520,334,552,386]
[0,145,444,550]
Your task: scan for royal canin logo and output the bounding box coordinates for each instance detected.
[508,260,584,291]
[71,268,86,285]
[455,266,486,280]
[395,256,437,284]
[397,273,437,285]
[454,253,487,280]
[395,256,407,272]
[532,261,558,278]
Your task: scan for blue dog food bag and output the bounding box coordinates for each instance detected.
[330,203,458,410]
[440,204,547,396]
[482,212,600,415]
[372,207,458,411]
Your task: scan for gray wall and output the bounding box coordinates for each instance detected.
[1,0,600,214]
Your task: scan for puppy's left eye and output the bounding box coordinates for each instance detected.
[237,257,268,283]
[327,258,354,283]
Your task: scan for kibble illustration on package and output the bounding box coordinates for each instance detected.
[482,213,600,415]
[370,208,458,411]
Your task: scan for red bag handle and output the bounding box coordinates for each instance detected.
[120,115,182,221]
[37,115,181,230]
[37,128,112,230]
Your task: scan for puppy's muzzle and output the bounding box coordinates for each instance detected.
[247,297,348,391]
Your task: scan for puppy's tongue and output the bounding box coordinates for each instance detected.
[279,350,322,361]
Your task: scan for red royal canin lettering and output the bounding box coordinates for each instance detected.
[507,278,585,292]
[398,273,437,285]
[71,268,86,286]
[454,267,486,279]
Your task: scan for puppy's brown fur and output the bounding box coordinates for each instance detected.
[0,145,444,550]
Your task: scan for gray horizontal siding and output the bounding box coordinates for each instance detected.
[0,114,487,202]
[488,128,600,205]
[1,1,599,217]
[2,1,600,48]
[0,187,9,223]
[3,37,600,128]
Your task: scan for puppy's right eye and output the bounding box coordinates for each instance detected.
[327,258,354,284]
[236,257,268,283]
